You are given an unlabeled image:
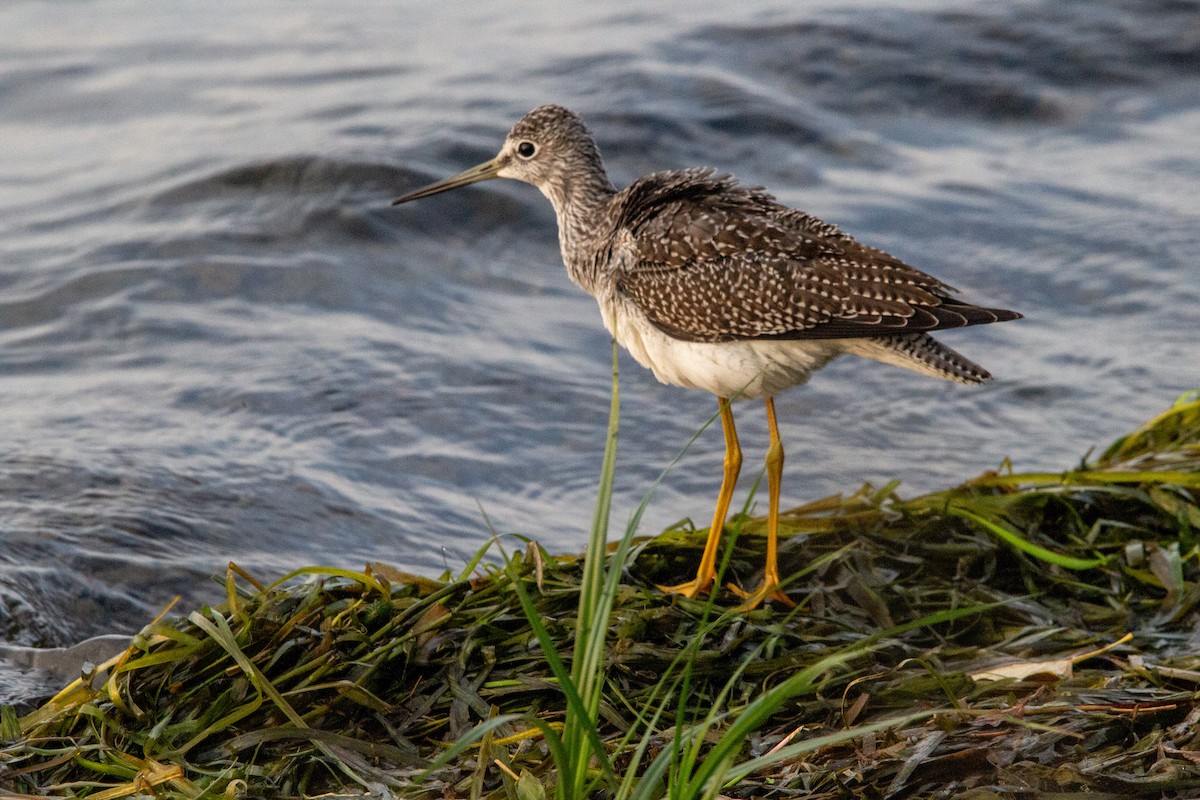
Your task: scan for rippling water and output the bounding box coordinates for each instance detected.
[2,1,1198,699]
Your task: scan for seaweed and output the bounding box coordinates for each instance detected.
[3,390,1198,799]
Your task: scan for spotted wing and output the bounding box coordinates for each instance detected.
[610,170,1020,344]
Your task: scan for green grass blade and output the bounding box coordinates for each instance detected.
[949,507,1107,570]
[267,565,389,597]
[187,611,306,729]
[505,560,617,787]
[970,470,1200,488]
[567,341,622,796]
[677,646,861,798]
[417,713,565,782]
[578,342,621,638]
[723,711,933,784]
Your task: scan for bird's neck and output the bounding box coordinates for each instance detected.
[539,164,616,297]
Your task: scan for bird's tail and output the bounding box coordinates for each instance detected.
[843,333,992,384]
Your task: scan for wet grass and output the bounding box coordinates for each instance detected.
[2,388,1199,798]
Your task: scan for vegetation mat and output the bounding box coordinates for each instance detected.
[3,391,1199,799]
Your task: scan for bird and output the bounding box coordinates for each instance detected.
[392,104,1021,608]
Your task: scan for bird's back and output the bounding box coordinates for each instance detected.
[602,168,1020,346]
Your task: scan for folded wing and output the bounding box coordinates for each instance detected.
[609,169,1020,344]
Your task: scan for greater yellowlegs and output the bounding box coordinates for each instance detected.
[393,105,1021,607]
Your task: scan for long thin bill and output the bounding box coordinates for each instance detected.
[392,157,503,205]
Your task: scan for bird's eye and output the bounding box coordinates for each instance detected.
[516,141,537,159]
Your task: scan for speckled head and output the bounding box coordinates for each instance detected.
[392,105,614,213]
[500,106,601,192]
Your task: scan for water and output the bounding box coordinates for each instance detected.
[2,0,1198,700]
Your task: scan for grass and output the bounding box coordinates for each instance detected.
[2,386,1199,798]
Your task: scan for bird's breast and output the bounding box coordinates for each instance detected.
[597,294,844,399]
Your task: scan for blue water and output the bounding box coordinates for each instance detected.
[2,1,1198,699]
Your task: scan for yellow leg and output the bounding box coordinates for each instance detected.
[732,397,794,608]
[658,397,741,598]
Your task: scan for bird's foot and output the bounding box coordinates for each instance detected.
[728,580,795,610]
[656,574,717,599]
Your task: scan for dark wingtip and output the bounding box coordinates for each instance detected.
[945,302,1023,327]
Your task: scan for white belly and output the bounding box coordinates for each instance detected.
[599,296,844,399]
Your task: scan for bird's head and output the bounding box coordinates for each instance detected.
[393,105,608,209]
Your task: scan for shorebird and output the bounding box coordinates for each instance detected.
[392,105,1021,608]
